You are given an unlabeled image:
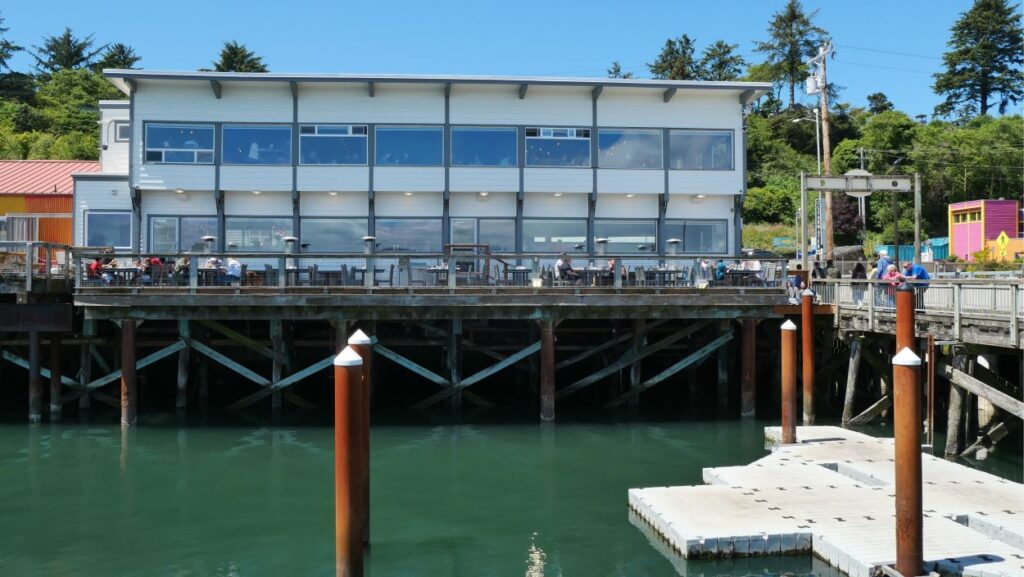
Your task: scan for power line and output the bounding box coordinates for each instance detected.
[833,59,936,75]
[834,44,943,62]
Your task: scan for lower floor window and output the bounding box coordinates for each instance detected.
[594,220,658,254]
[86,212,132,248]
[663,219,727,254]
[225,217,293,251]
[150,216,217,253]
[375,219,442,252]
[300,218,368,252]
[450,218,516,252]
[522,219,587,253]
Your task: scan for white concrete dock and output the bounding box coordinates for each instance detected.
[628,426,1024,577]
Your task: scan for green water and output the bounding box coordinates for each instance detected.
[0,416,1017,576]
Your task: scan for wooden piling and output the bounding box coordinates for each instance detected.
[334,346,364,577]
[780,320,797,444]
[717,320,730,415]
[448,319,463,413]
[944,354,967,458]
[893,347,923,577]
[79,319,94,414]
[740,319,756,418]
[176,320,189,411]
[120,320,137,427]
[28,330,41,423]
[347,329,373,548]
[841,335,862,427]
[49,333,61,421]
[271,320,283,414]
[926,335,936,448]
[539,320,555,422]
[800,289,815,424]
[629,319,645,410]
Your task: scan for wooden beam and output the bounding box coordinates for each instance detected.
[607,331,733,407]
[960,419,1020,457]
[210,80,222,99]
[226,354,335,409]
[411,341,541,410]
[190,339,270,387]
[556,320,713,400]
[841,337,862,427]
[663,87,677,103]
[197,319,287,363]
[374,343,449,386]
[849,395,892,426]
[939,363,1024,420]
[91,346,110,374]
[556,319,669,370]
[1,349,79,387]
[82,340,186,390]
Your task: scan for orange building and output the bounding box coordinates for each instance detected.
[0,160,99,244]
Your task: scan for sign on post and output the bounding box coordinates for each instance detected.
[804,175,913,195]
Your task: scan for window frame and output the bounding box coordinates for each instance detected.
[85,210,133,250]
[593,219,659,254]
[668,128,735,171]
[221,123,293,166]
[298,217,370,253]
[449,126,519,167]
[521,218,589,254]
[524,126,592,168]
[596,128,664,170]
[223,216,295,251]
[298,124,369,166]
[448,217,517,253]
[373,217,444,253]
[374,125,445,167]
[663,218,729,255]
[147,215,219,253]
[114,121,131,142]
[143,122,216,165]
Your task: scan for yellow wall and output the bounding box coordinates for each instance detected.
[985,238,1024,261]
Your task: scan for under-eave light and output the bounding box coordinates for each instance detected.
[175,188,186,195]
[695,194,707,199]
[328,191,339,196]
[479,191,489,197]
[625,193,635,198]
[403,191,414,197]
[553,192,563,197]
[252,190,261,196]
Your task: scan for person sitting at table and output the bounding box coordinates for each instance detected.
[225,257,242,285]
[135,257,152,284]
[87,257,112,285]
[713,259,727,283]
[555,254,580,284]
[606,258,626,285]
[205,256,223,270]
[172,256,191,284]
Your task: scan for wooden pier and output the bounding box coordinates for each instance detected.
[629,426,1024,577]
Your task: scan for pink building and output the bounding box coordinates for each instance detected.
[948,199,1022,261]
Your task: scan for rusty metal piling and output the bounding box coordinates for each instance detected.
[780,320,798,444]
[120,320,137,426]
[347,329,373,548]
[334,346,364,577]
[893,283,923,577]
[800,289,815,424]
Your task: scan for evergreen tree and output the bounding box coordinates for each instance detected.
[698,41,746,81]
[648,35,699,80]
[866,92,893,114]
[94,43,141,71]
[754,0,828,109]
[211,41,268,73]
[607,61,633,79]
[32,28,106,76]
[933,0,1023,118]
[0,12,22,72]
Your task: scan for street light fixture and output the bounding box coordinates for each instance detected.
[790,108,821,175]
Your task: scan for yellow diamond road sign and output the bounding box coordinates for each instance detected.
[996,231,1010,255]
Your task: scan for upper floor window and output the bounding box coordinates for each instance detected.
[300,125,368,165]
[525,127,590,168]
[375,126,443,166]
[451,127,517,167]
[669,129,733,170]
[114,121,131,142]
[223,125,291,165]
[598,129,663,169]
[145,123,214,164]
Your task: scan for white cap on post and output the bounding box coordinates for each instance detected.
[781,320,797,331]
[334,346,364,367]
[892,347,921,366]
[801,289,815,297]
[348,329,371,345]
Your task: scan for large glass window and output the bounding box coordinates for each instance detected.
[374,219,442,252]
[150,216,218,252]
[594,220,658,253]
[86,212,132,248]
[300,219,368,252]
[450,218,477,244]
[180,217,218,251]
[299,125,368,165]
[375,126,443,166]
[663,219,728,254]
[522,219,587,253]
[150,217,178,253]
[225,217,293,251]
[598,130,663,169]
[223,125,291,165]
[669,129,733,170]
[145,123,214,164]
[449,218,516,252]
[525,127,590,167]
[451,127,517,167]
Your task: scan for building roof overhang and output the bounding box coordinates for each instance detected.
[103,69,771,105]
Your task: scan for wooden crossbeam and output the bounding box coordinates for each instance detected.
[375,343,493,408]
[1,349,79,387]
[90,391,119,408]
[91,346,110,374]
[225,354,335,410]
[849,395,892,426]
[78,340,186,391]
[606,331,734,407]
[556,320,713,401]
[190,340,270,387]
[555,318,669,370]
[411,341,541,410]
[940,363,1024,420]
[960,419,1021,457]
[197,320,287,363]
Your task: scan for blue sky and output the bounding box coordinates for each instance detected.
[3,1,992,117]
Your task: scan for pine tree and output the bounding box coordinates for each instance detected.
[95,43,141,71]
[933,0,1023,118]
[0,12,22,72]
[607,61,633,79]
[866,92,893,114]
[698,41,746,81]
[212,41,268,73]
[648,35,699,80]
[754,0,828,109]
[32,28,106,76]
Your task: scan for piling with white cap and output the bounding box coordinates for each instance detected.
[892,346,923,577]
[334,346,364,576]
[347,329,373,548]
[780,320,798,444]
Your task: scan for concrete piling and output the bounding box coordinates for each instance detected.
[347,329,373,548]
[121,320,137,426]
[800,289,815,425]
[780,320,797,445]
[334,346,364,577]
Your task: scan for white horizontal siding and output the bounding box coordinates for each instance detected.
[598,88,743,129]
[142,190,215,216]
[375,191,442,217]
[300,191,369,217]
[668,170,743,195]
[523,168,592,193]
[665,194,734,219]
[298,83,444,124]
[100,105,130,175]
[449,192,516,217]
[297,166,369,191]
[373,167,444,192]
[220,166,292,192]
[450,85,591,126]
[135,164,215,190]
[224,190,292,216]
[449,167,519,193]
[597,169,663,194]
[523,192,588,218]
[74,178,131,246]
[595,194,658,218]
[134,81,292,122]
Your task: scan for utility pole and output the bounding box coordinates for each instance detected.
[818,43,834,259]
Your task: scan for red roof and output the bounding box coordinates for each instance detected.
[0,160,100,195]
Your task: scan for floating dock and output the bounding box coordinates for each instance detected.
[628,426,1024,577]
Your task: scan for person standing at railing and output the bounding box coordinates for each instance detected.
[902,261,931,308]
[851,262,867,307]
[882,264,901,308]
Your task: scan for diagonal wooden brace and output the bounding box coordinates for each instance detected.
[412,341,541,410]
[607,331,734,407]
[226,354,335,410]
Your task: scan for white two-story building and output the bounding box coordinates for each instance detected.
[74,71,768,257]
